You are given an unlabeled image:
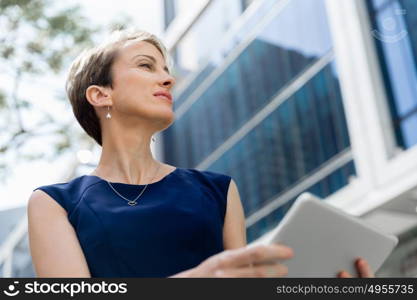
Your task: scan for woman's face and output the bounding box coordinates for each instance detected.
[108,40,176,128]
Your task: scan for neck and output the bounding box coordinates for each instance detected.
[91,122,162,185]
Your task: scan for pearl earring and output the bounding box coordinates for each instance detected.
[106,106,111,119]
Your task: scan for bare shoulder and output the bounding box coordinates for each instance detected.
[27,189,66,216]
[164,163,178,172]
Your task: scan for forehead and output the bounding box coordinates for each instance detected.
[116,39,166,65]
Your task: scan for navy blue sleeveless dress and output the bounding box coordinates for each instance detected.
[33,167,232,277]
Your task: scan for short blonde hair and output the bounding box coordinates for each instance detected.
[66,28,171,146]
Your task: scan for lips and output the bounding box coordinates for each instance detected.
[153,91,173,103]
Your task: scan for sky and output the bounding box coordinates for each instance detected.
[79,0,164,37]
[0,0,165,211]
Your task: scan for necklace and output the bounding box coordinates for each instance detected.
[105,163,162,206]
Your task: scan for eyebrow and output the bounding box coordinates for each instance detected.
[132,54,170,74]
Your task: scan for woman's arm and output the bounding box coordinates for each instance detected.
[27,190,91,277]
[223,179,247,249]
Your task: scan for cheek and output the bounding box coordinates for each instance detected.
[116,72,153,99]
[125,71,148,87]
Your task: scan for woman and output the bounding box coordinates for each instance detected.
[28,29,373,278]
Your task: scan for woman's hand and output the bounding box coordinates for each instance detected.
[170,244,294,278]
[337,258,375,278]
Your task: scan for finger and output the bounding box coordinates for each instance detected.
[247,244,294,264]
[337,270,353,278]
[217,244,294,269]
[355,258,374,278]
[215,263,289,278]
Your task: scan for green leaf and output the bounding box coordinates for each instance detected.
[26,41,44,54]
[55,136,71,154]
[0,0,32,10]
[0,90,6,108]
[0,46,15,59]
[21,0,46,22]
[46,51,63,72]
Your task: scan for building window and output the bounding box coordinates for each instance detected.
[241,0,257,12]
[367,0,417,149]
[246,161,356,243]
[163,0,176,30]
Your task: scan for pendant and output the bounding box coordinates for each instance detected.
[128,200,137,206]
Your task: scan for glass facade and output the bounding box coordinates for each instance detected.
[367,0,417,149]
[163,0,356,242]
[246,161,356,242]
[167,0,334,166]
[208,62,352,217]
[163,0,176,29]
[241,0,257,11]
[171,0,279,105]
[171,0,242,85]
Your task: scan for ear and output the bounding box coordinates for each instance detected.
[85,85,112,107]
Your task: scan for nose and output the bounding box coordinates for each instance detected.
[159,73,175,89]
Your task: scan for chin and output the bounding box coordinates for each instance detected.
[155,111,175,131]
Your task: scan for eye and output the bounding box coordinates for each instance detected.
[139,63,152,69]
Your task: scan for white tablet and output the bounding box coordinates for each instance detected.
[254,193,398,277]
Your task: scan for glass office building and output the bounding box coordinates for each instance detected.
[163,0,355,242]
[162,0,417,276]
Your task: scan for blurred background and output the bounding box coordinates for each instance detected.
[0,0,416,277]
